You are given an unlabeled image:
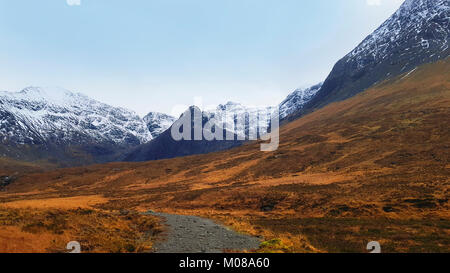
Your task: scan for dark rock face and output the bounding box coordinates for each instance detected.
[288,0,450,121]
[123,128,241,162]
[124,107,243,162]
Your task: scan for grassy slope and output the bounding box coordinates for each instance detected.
[0,206,162,253]
[0,60,449,252]
[0,157,51,176]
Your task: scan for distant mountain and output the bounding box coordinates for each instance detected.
[204,102,275,139]
[279,83,322,119]
[0,86,279,164]
[127,93,343,161]
[0,87,152,165]
[124,102,279,161]
[288,0,450,121]
[143,112,176,138]
[123,106,242,162]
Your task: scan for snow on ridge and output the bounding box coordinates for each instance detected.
[1,83,325,145]
[143,112,176,138]
[185,101,276,139]
[0,86,153,145]
[169,85,323,138]
[279,82,323,119]
[346,0,449,67]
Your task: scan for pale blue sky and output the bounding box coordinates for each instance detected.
[0,0,403,116]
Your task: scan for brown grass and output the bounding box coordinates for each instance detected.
[1,195,108,209]
[0,206,163,253]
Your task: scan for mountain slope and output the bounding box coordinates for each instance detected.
[143,112,176,138]
[279,83,322,119]
[288,0,449,120]
[0,87,152,165]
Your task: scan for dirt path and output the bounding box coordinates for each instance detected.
[149,212,261,253]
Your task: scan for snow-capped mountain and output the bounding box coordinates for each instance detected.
[279,83,323,119]
[0,87,152,145]
[124,102,277,162]
[0,87,153,164]
[347,0,449,68]
[143,112,176,138]
[203,102,275,139]
[292,0,450,119]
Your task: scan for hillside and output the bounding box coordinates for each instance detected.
[1,59,448,252]
[288,0,449,121]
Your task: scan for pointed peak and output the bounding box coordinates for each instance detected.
[144,111,175,119]
[397,0,447,14]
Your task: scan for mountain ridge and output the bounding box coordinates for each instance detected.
[143,112,176,138]
[0,86,155,165]
[287,0,450,121]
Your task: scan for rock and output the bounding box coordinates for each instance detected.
[0,176,15,188]
[260,205,275,212]
[119,209,130,216]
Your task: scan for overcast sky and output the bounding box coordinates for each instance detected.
[0,0,404,116]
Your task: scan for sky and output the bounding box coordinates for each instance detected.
[0,0,404,116]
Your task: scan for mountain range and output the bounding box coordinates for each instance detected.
[0,0,449,165]
[0,87,152,165]
[123,103,270,162]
